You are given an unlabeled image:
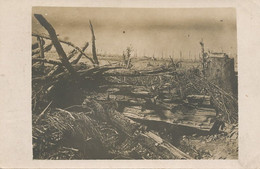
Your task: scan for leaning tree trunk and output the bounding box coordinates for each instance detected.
[34,14,78,77]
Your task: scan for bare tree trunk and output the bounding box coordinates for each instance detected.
[89,20,99,65]
[200,40,207,76]
[103,109,193,159]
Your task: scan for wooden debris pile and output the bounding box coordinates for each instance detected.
[32,14,238,159]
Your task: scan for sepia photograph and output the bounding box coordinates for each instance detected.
[31,7,238,160]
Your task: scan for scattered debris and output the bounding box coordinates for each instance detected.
[32,14,238,159]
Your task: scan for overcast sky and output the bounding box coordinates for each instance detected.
[32,7,237,59]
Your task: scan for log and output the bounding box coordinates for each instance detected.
[103,68,176,77]
[107,110,192,159]
[86,99,193,159]
[111,110,192,159]
[34,14,78,77]
[33,71,68,83]
[77,66,123,77]
[108,110,140,137]
[32,58,63,66]
[124,111,213,132]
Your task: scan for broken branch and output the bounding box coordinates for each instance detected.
[71,42,89,64]
[35,101,53,123]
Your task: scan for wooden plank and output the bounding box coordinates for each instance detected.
[123,108,215,131]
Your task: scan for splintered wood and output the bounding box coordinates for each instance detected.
[32,14,238,160]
